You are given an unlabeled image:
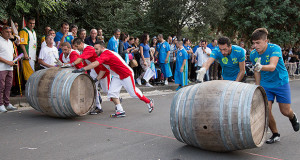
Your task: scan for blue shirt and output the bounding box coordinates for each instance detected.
[176,48,188,71]
[157,41,170,64]
[207,43,217,51]
[193,45,200,53]
[124,41,130,50]
[210,45,245,81]
[140,43,150,58]
[107,36,119,53]
[250,43,289,88]
[54,32,74,54]
[184,45,192,59]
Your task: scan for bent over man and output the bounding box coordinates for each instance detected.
[72,41,154,118]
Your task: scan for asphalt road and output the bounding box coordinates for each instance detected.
[1,81,300,160]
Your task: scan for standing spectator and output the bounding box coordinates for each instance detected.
[78,29,87,42]
[156,34,172,85]
[41,26,51,44]
[54,22,74,54]
[282,49,289,63]
[194,40,212,81]
[118,33,129,62]
[169,37,177,81]
[193,41,201,53]
[84,29,98,46]
[174,41,188,91]
[0,25,17,112]
[136,33,153,87]
[150,36,158,48]
[207,39,220,80]
[38,35,59,69]
[97,28,104,42]
[167,36,172,44]
[107,29,120,53]
[41,29,56,48]
[184,38,195,81]
[70,24,78,39]
[19,17,37,71]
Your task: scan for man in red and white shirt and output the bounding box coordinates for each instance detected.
[59,42,85,69]
[73,41,154,118]
[64,38,111,114]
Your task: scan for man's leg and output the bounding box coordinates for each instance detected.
[0,71,7,112]
[3,71,13,106]
[107,77,125,117]
[268,101,278,134]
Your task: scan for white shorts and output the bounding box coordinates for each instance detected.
[99,76,110,94]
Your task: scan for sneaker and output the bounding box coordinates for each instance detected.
[290,113,299,132]
[136,78,142,85]
[89,107,103,115]
[147,99,154,113]
[266,133,280,144]
[0,105,7,112]
[164,80,168,85]
[6,104,17,111]
[110,111,126,118]
[145,82,153,87]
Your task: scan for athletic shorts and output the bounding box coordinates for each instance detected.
[263,83,291,104]
[159,63,172,78]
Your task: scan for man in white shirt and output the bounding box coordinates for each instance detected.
[38,35,59,69]
[0,26,18,112]
[194,40,212,81]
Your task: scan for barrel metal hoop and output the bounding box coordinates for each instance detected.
[228,82,243,150]
[63,72,79,117]
[51,69,70,117]
[26,69,42,111]
[174,88,186,143]
[237,84,251,148]
[245,85,258,147]
[29,69,47,112]
[219,81,235,151]
[188,83,203,148]
[170,88,182,141]
[181,85,194,146]
[64,71,82,116]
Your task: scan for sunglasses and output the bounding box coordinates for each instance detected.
[3,26,12,29]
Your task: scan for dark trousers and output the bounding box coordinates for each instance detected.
[0,71,13,106]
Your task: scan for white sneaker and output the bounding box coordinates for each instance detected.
[0,105,7,112]
[145,82,153,87]
[6,104,17,111]
[136,78,142,85]
[164,80,168,85]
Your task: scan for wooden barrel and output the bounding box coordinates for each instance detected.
[170,80,268,152]
[25,67,95,118]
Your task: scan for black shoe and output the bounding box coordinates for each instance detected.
[290,113,299,132]
[266,133,280,144]
[89,108,103,115]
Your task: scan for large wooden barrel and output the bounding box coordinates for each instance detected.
[170,80,268,152]
[25,67,95,118]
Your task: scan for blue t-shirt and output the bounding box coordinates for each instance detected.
[176,48,188,71]
[54,32,74,54]
[210,45,245,81]
[157,41,170,64]
[193,45,200,53]
[184,45,192,59]
[107,37,119,53]
[207,43,217,51]
[124,41,129,50]
[250,43,289,88]
[140,43,150,58]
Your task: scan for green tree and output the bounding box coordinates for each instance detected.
[219,0,300,47]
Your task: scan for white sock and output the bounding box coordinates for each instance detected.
[116,104,124,112]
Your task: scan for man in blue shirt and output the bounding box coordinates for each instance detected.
[175,41,188,91]
[155,34,172,85]
[250,28,299,144]
[197,37,246,82]
[184,38,195,82]
[107,29,120,53]
[54,22,74,54]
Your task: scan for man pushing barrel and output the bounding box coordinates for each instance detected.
[196,37,246,82]
[250,28,299,144]
[72,41,154,118]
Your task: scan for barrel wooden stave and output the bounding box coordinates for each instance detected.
[170,80,268,152]
[25,67,95,118]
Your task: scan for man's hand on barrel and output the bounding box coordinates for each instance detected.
[254,57,262,72]
[72,68,85,73]
[61,63,74,68]
[196,67,206,82]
